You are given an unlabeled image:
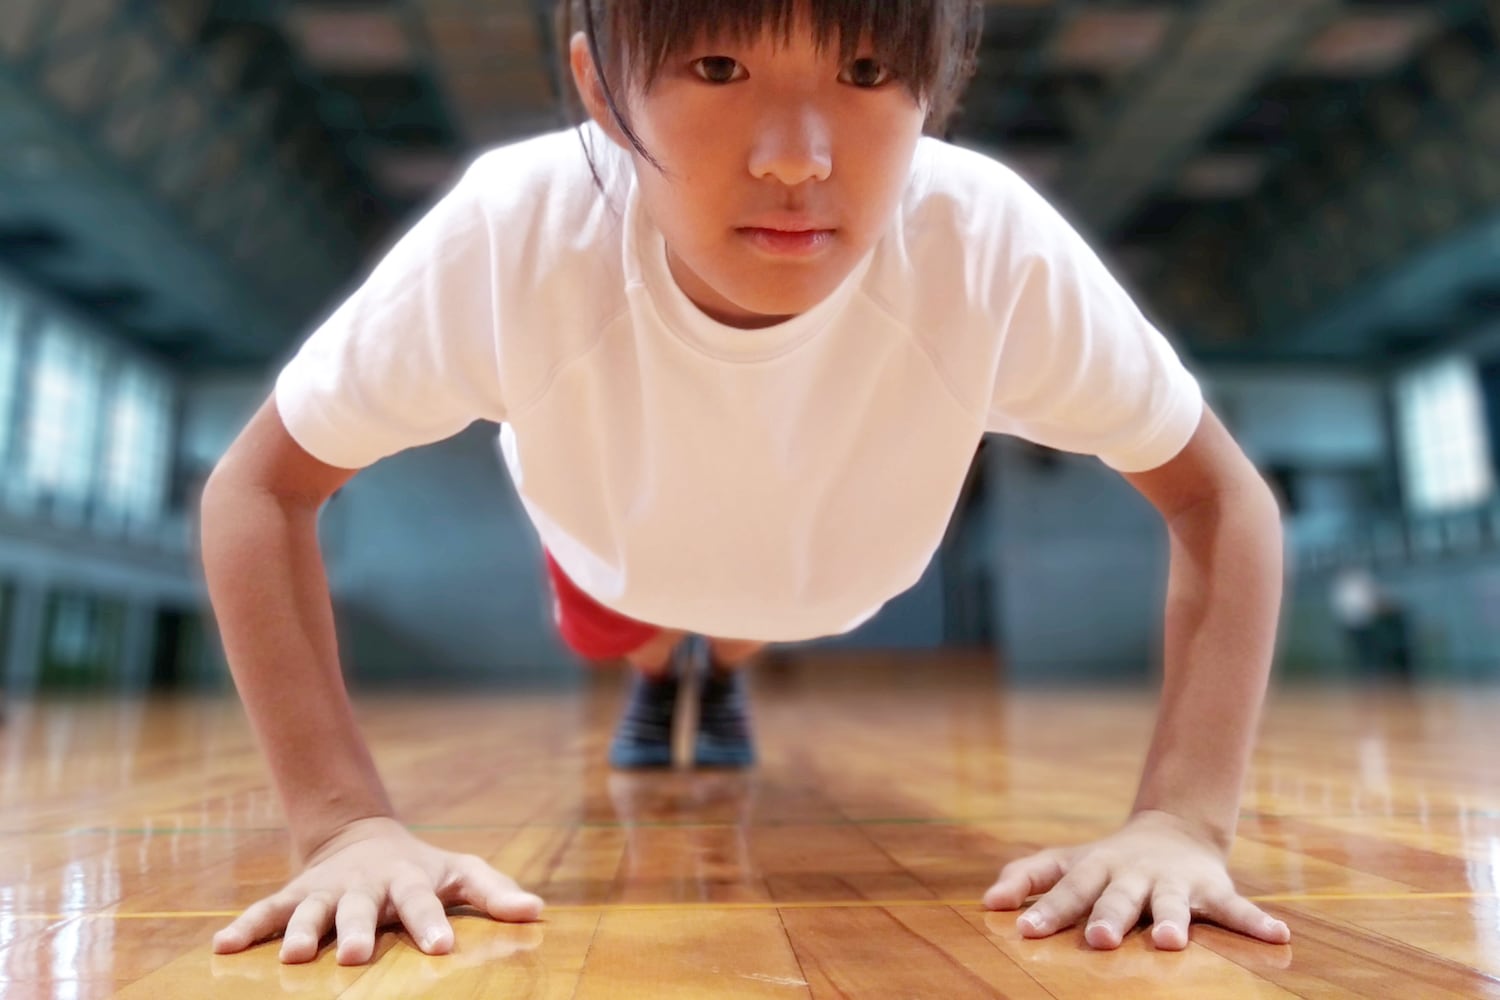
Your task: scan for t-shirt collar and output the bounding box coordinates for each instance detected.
[622,175,877,363]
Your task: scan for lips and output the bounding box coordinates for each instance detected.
[739,227,835,257]
[740,212,836,233]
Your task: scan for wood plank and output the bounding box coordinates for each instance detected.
[573,909,810,998]
[3,666,1500,996]
[957,909,1299,999]
[340,912,600,1000]
[1196,902,1500,999]
[780,904,1053,998]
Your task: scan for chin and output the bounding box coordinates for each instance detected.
[728,273,845,319]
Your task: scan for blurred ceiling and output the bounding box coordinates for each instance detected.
[0,0,1495,369]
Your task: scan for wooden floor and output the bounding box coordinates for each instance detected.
[1,650,1498,998]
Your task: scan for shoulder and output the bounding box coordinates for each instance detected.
[454,125,631,400]
[471,122,630,200]
[461,123,629,223]
[433,123,628,302]
[869,137,1063,321]
[903,137,1072,256]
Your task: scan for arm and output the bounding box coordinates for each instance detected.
[1122,404,1284,852]
[201,397,543,965]
[983,404,1291,951]
[199,395,385,859]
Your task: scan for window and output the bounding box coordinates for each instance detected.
[22,321,106,513]
[0,291,20,469]
[40,591,124,689]
[1396,357,1495,514]
[99,364,173,526]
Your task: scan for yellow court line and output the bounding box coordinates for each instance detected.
[7,891,1497,921]
[1252,891,1497,903]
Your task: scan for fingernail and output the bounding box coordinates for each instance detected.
[508,892,544,916]
[1019,912,1043,930]
[1087,921,1120,945]
[1157,921,1180,936]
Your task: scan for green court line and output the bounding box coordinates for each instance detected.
[6,891,1496,921]
[9,810,1498,836]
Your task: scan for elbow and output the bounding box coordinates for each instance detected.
[1249,476,1286,534]
[199,459,255,532]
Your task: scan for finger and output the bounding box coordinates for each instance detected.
[1149,888,1193,951]
[213,893,298,954]
[1199,892,1291,945]
[334,889,382,966]
[281,893,338,964]
[983,851,1067,911]
[1084,877,1151,950]
[1018,862,1110,939]
[389,870,454,955]
[453,855,546,922]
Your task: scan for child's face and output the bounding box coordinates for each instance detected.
[570,20,926,329]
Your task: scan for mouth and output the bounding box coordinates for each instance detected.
[737,227,836,258]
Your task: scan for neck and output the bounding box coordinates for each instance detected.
[665,247,797,329]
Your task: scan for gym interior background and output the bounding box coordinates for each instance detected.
[1,0,1497,696]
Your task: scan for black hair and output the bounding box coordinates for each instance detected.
[555,0,983,185]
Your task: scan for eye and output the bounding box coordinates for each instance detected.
[691,56,746,84]
[840,57,895,88]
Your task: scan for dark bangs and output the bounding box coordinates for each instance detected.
[557,0,983,170]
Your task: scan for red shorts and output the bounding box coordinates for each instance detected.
[543,550,663,661]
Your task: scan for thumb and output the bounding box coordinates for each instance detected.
[455,859,546,922]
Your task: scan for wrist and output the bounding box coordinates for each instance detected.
[296,812,402,864]
[1129,807,1235,856]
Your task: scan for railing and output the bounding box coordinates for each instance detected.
[0,500,198,606]
[1292,500,1500,574]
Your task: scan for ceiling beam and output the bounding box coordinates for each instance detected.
[1246,28,1500,355]
[0,0,362,364]
[407,0,561,147]
[1059,0,1343,236]
[1143,18,1500,363]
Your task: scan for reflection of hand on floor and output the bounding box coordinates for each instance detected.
[208,915,544,989]
[209,946,367,994]
[395,917,547,987]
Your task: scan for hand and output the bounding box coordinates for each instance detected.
[981,810,1290,951]
[212,816,545,965]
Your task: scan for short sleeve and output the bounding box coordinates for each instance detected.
[274,164,505,470]
[984,181,1204,474]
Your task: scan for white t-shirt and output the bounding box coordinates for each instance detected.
[275,123,1203,642]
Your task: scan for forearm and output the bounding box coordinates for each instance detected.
[1131,485,1283,851]
[201,477,394,860]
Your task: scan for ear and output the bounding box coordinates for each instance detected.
[568,31,629,149]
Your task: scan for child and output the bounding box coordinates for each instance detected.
[202,0,1291,967]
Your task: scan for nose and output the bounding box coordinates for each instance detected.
[747,107,833,186]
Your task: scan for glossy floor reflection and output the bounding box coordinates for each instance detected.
[2,650,1498,998]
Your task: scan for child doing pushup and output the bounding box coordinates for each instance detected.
[201,0,1292,967]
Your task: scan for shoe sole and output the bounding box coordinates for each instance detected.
[609,636,698,770]
[692,636,756,768]
[608,745,675,769]
[693,740,756,769]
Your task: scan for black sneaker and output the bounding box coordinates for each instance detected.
[692,636,757,769]
[607,645,684,769]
